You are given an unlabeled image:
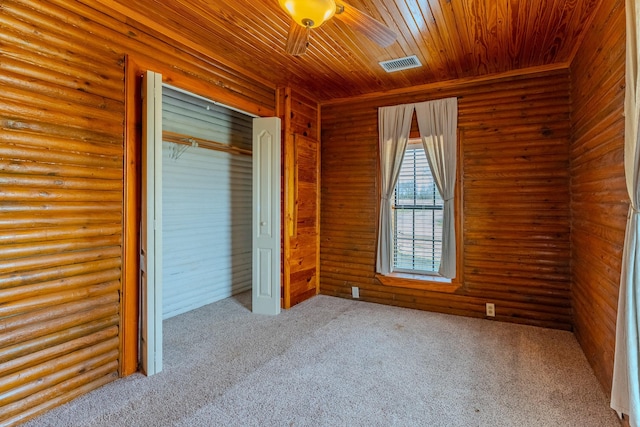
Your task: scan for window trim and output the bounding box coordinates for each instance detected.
[376,132,463,293]
[376,271,460,293]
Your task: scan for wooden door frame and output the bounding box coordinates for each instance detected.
[121,55,143,375]
[121,55,276,375]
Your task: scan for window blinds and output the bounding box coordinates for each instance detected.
[393,145,444,273]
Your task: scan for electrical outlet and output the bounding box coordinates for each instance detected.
[352,286,360,299]
[486,303,495,317]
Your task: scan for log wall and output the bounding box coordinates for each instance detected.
[0,0,627,422]
[0,0,275,424]
[321,68,573,330]
[569,0,627,394]
[279,88,321,307]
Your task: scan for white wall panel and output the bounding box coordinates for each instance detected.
[162,87,252,319]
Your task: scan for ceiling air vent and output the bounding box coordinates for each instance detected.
[379,55,422,73]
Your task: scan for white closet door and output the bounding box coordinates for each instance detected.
[141,70,163,376]
[252,117,281,315]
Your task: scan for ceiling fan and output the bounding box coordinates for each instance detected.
[278,0,397,55]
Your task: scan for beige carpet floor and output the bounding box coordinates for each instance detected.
[26,292,619,426]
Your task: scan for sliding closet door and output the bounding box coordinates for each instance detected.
[162,86,253,319]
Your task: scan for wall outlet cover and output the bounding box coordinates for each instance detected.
[486,303,495,317]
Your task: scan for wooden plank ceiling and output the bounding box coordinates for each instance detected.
[100,0,602,101]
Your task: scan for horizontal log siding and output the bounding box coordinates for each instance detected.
[321,69,572,330]
[0,0,275,424]
[0,4,124,423]
[569,0,626,394]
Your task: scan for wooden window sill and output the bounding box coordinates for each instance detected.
[376,272,461,293]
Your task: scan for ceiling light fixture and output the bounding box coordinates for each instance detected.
[278,0,337,28]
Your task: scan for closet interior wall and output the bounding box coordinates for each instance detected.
[161,87,253,319]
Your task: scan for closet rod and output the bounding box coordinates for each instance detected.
[163,131,252,157]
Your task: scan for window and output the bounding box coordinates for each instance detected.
[393,142,443,274]
[376,98,458,286]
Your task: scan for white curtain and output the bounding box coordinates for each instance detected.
[415,98,458,279]
[376,104,415,275]
[611,0,640,424]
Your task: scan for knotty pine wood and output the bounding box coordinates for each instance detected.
[280,88,321,308]
[92,0,602,101]
[569,0,626,396]
[0,0,276,424]
[278,87,289,307]
[321,68,573,330]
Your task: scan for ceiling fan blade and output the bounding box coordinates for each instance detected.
[286,22,310,56]
[335,3,397,48]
